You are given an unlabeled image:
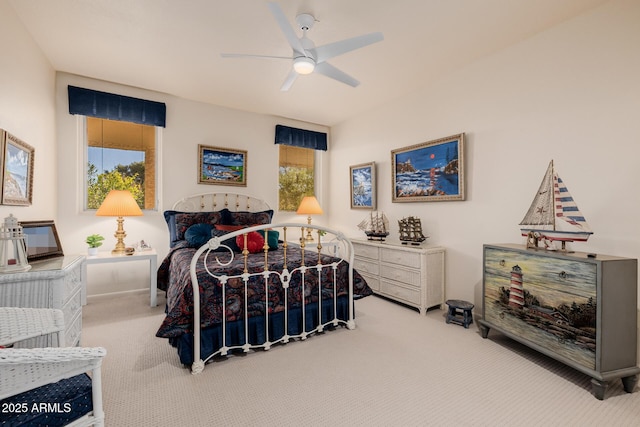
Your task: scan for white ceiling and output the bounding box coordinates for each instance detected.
[9,0,607,126]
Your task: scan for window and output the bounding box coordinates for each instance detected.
[85,117,156,210]
[278,144,315,211]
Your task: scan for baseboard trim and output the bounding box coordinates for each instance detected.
[87,288,148,302]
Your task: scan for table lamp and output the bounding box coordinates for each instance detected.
[96,190,143,254]
[296,196,323,242]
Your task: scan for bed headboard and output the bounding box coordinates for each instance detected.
[172,192,271,213]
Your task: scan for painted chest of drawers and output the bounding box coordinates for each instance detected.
[480,244,639,399]
[352,239,445,314]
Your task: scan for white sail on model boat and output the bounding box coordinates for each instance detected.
[358,211,389,241]
[519,160,593,245]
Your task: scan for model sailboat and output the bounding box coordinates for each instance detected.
[358,212,389,241]
[519,160,593,249]
[398,217,426,245]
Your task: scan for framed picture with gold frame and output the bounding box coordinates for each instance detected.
[1,130,35,206]
[198,145,247,186]
[350,162,376,210]
[391,133,465,202]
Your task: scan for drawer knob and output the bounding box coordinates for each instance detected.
[559,271,567,279]
[499,260,506,267]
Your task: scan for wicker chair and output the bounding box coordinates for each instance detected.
[0,307,106,426]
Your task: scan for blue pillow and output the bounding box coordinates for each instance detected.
[185,223,213,248]
[225,209,274,226]
[164,209,231,248]
[163,210,182,247]
[257,229,279,250]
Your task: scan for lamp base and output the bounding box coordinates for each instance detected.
[111,216,128,255]
[304,216,314,242]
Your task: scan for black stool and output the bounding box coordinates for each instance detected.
[445,299,474,328]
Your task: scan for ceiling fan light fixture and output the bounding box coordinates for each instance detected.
[293,57,315,75]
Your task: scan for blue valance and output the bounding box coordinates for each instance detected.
[68,86,166,127]
[275,125,327,151]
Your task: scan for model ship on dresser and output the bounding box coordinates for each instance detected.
[519,160,593,250]
[398,216,426,245]
[357,211,389,241]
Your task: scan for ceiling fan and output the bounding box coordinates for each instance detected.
[221,2,384,91]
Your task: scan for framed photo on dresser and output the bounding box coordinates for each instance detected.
[20,220,64,261]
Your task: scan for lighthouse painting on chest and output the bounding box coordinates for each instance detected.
[483,247,597,370]
[391,133,465,203]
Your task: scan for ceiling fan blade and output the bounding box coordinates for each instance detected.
[315,32,384,63]
[221,53,292,60]
[314,62,360,87]
[280,70,298,91]
[267,2,306,56]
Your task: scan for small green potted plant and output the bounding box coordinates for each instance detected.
[86,234,105,256]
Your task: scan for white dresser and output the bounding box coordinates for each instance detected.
[0,255,85,347]
[352,239,445,314]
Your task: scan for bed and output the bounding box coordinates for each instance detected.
[155,193,372,374]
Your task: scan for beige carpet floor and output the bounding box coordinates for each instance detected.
[82,292,640,426]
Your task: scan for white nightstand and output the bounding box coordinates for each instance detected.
[83,249,158,307]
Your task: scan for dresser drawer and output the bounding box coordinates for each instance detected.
[485,247,597,289]
[62,287,82,327]
[353,243,379,260]
[359,272,380,292]
[380,264,421,288]
[380,279,420,305]
[65,313,82,347]
[381,248,421,269]
[63,263,83,300]
[354,258,380,276]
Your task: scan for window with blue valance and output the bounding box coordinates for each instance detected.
[275,125,327,151]
[68,86,166,127]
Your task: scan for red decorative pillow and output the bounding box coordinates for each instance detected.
[215,224,246,232]
[235,231,265,254]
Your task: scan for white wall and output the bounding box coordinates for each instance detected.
[0,0,56,222]
[4,0,640,311]
[55,74,329,296]
[329,0,640,309]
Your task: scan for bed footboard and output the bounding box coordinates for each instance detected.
[189,223,355,374]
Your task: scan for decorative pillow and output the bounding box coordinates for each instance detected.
[235,231,265,254]
[214,224,246,232]
[164,209,229,247]
[225,209,274,226]
[257,229,279,250]
[184,223,213,248]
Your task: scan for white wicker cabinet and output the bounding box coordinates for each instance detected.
[0,255,85,347]
[352,239,445,314]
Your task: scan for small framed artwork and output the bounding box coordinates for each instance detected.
[350,162,376,209]
[198,145,247,186]
[392,133,465,203]
[1,131,35,206]
[20,220,64,261]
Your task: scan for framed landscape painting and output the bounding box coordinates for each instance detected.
[198,145,247,186]
[1,131,34,206]
[391,133,465,203]
[350,162,376,209]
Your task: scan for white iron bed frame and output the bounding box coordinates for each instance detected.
[171,193,357,374]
